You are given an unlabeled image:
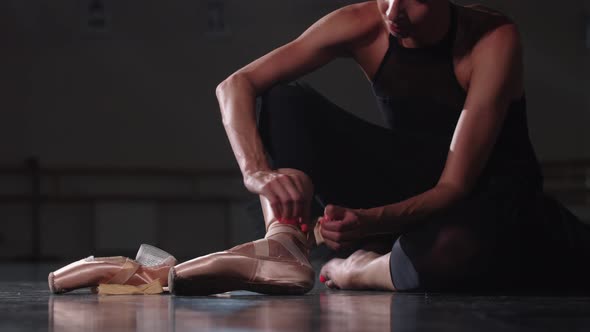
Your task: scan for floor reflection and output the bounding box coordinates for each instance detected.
[317,293,394,332]
[172,295,315,331]
[49,294,172,331]
[42,289,590,332]
[48,291,399,332]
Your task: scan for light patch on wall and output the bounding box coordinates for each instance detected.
[83,0,110,38]
[206,0,230,37]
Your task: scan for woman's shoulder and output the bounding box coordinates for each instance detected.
[454,3,517,55]
[461,3,511,18]
[313,1,385,59]
[329,1,385,39]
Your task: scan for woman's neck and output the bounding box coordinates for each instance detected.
[399,2,452,48]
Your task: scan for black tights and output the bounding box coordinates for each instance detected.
[255,81,589,292]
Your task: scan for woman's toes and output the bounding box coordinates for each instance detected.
[325,279,338,289]
[320,258,346,289]
[320,251,384,290]
[320,259,340,277]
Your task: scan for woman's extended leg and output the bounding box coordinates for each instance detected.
[319,193,499,292]
[170,167,317,296]
[317,218,489,291]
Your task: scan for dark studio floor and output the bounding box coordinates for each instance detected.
[1,263,590,332]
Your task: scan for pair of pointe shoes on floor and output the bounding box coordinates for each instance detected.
[49,221,323,296]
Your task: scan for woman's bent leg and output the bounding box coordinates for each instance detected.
[256,81,433,209]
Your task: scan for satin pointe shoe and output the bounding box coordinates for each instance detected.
[169,222,315,296]
[48,244,177,294]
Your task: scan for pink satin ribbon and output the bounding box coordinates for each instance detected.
[277,214,336,233]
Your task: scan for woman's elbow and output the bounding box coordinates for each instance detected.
[216,74,253,98]
[215,75,236,98]
[435,181,470,202]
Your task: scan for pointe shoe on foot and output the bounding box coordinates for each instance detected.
[48,244,177,294]
[170,222,315,296]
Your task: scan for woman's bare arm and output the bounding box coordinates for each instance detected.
[360,23,524,233]
[216,2,380,179]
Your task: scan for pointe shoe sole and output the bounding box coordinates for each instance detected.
[168,256,314,296]
[169,269,313,296]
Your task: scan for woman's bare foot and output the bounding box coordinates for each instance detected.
[319,248,396,291]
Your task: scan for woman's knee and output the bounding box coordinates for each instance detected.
[256,82,313,141]
[257,81,315,119]
[392,225,485,290]
[428,225,481,269]
[258,81,336,128]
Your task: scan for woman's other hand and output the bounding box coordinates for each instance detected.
[320,204,381,251]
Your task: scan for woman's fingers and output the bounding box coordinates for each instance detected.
[321,217,360,232]
[321,227,359,243]
[318,207,365,251]
[324,204,347,220]
[265,191,283,220]
[279,175,304,219]
[262,180,286,219]
[288,175,309,220]
[264,174,308,220]
[258,171,311,221]
[323,238,340,251]
[270,179,292,219]
[323,237,354,251]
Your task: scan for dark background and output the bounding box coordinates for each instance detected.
[1,0,588,261]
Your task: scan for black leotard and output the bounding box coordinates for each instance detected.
[371,3,542,194]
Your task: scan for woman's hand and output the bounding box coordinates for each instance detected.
[319,204,382,251]
[243,169,311,221]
